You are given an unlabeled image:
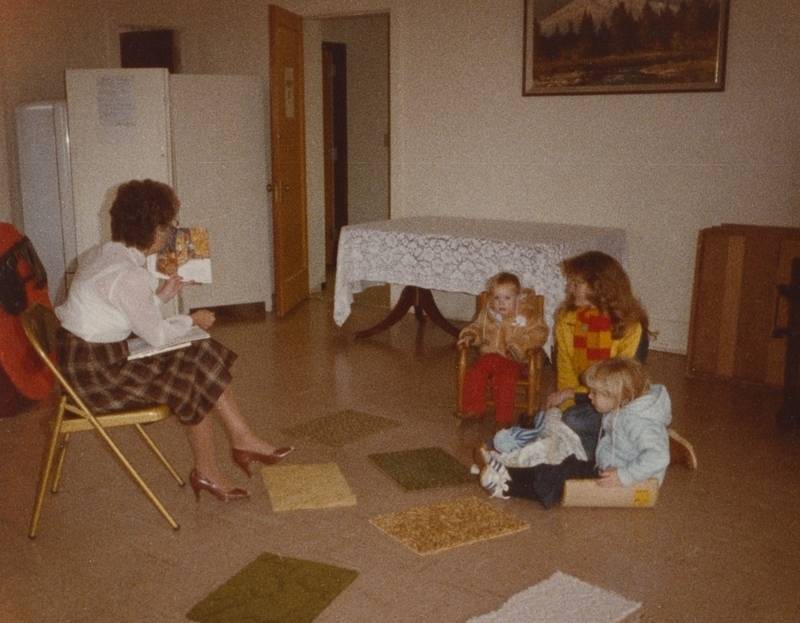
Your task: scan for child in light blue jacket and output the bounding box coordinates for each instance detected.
[585,357,671,487]
[478,357,672,506]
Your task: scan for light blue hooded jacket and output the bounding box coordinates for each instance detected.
[594,383,671,486]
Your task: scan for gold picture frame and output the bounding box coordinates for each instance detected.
[523,0,730,95]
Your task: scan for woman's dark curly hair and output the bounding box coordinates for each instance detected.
[558,250,650,339]
[110,179,179,251]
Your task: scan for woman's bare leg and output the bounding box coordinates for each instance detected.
[185,414,235,489]
[212,388,279,455]
[185,388,285,487]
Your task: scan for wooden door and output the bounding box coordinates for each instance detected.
[269,4,309,316]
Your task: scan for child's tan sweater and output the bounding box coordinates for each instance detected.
[459,288,548,362]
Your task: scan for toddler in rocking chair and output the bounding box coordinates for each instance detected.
[457,272,548,429]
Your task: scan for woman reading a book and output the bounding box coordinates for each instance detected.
[55,179,293,502]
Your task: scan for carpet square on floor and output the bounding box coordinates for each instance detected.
[282,409,401,447]
[465,571,641,623]
[368,446,475,491]
[370,496,529,555]
[186,552,359,623]
[261,462,357,511]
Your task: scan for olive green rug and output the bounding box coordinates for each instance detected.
[367,446,475,491]
[261,462,357,511]
[282,409,400,447]
[370,496,529,555]
[186,553,358,623]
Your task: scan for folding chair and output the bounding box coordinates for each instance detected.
[22,303,184,537]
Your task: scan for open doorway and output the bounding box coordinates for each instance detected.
[316,14,389,306]
[322,41,348,267]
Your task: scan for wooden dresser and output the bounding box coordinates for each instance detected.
[687,224,800,387]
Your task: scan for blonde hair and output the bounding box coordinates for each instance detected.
[486,271,521,295]
[582,358,650,408]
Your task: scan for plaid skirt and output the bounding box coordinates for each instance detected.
[56,329,237,425]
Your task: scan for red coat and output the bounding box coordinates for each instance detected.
[0,223,55,402]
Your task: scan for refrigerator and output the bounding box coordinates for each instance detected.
[15,100,75,304]
[16,68,272,311]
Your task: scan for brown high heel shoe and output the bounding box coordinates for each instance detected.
[189,469,249,502]
[231,446,295,477]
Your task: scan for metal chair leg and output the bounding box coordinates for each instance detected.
[29,399,66,538]
[89,422,179,530]
[134,424,185,486]
[50,432,70,493]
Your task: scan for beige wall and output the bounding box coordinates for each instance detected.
[2,0,799,353]
[289,0,800,353]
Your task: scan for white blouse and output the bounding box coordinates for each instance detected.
[56,241,193,346]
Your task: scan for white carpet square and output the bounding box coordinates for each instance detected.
[467,571,641,623]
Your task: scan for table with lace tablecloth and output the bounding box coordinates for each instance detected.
[333,217,628,344]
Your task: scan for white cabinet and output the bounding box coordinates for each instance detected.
[169,75,272,311]
[19,68,272,311]
[66,68,173,256]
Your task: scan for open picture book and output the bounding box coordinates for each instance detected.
[147,226,212,283]
[127,326,211,361]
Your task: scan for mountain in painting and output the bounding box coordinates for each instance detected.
[539,0,683,35]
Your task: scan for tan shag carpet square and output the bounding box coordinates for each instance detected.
[370,496,529,555]
[261,462,356,511]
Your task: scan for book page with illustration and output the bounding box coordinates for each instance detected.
[147,227,212,283]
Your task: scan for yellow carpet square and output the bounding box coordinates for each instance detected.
[261,463,356,512]
[370,496,529,555]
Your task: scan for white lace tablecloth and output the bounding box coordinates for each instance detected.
[334,217,628,337]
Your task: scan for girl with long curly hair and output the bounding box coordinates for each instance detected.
[545,251,652,458]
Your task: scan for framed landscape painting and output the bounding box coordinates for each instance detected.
[523,0,730,95]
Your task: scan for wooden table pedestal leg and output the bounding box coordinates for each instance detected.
[355,286,461,339]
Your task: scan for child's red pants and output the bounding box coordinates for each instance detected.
[461,353,524,424]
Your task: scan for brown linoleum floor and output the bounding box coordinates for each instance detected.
[1,292,798,622]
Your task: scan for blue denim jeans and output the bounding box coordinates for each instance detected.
[561,393,601,460]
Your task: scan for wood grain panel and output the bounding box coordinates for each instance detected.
[687,230,731,376]
[716,235,744,377]
[687,225,800,387]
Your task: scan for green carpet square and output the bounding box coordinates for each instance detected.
[282,409,401,447]
[368,446,475,491]
[187,553,358,623]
